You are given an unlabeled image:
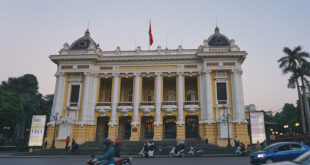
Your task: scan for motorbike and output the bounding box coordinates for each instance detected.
[169,143,185,157]
[235,145,249,156]
[138,142,156,158]
[87,155,132,165]
[188,146,203,157]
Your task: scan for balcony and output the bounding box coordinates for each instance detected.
[69,102,79,107]
[184,101,199,105]
[162,101,177,105]
[95,102,111,116]
[184,100,200,115]
[96,102,111,106]
[117,102,133,116]
[118,102,133,106]
[162,101,177,115]
[140,101,155,106]
[140,101,155,116]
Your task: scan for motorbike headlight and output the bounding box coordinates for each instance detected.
[257,154,265,158]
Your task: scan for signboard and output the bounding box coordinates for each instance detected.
[250,112,266,144]
[28,115,46,147]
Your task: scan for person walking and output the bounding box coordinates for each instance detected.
[234,136,239,147]
[65,136,70,151]
[71,138,77,152]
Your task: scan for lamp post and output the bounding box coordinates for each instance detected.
[51,112,60,150]
[223,111,232,148]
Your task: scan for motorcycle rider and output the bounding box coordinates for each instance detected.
[114,139,121,158]
[92,139,114,165]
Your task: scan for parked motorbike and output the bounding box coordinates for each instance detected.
[87,155,132,165]
[188,146,203,157]
[169,142,185,157]
[138,141,156,158]
[235,143,249,156]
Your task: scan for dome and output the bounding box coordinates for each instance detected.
[207,27,230,47]
[69,29,98,50]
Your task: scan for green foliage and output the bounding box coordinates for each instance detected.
[0,74,53,137]
[268,103,302,135]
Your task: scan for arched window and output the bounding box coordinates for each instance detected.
[167,90,176,101]
[186,89,196,101]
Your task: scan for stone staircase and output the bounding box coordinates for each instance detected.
[78,140,235,156]
[15,140,236,156]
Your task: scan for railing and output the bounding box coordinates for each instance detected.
[140,101,155,106]
[184,101,199,105]
[69,102,78,107]
[218,100,228,105]
[162,101,177,105]
[96,102,111,106]
[118,102,133,106]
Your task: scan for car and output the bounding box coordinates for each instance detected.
[269,150,310,165]
[250,142,310,165]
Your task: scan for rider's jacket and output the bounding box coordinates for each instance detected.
[97,145,115,165]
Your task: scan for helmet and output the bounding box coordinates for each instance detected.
[115,139,121,145]
[103,138,113,146]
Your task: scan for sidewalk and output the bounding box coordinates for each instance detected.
[0,152,236,158]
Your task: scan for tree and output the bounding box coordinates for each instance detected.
[0,74,53,148]
[278,46,310,135]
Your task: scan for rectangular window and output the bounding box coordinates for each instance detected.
[70,85,80,106]
[217,82,227,104]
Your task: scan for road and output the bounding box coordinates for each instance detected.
[0,157,251,165]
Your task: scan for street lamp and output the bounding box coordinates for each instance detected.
[295,123,300,127]
[222,110,232,148]
[51,112,61,150]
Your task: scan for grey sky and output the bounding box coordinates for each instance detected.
[0,0,309,112]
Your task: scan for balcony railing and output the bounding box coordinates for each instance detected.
[118,102,133,106]
[140,101,155,106]
[184,101,199,105]
[96,102,111,106]
[162,101,177,105]
[69,102,78,107]
[218,100,228,105]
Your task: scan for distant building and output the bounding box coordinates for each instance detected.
[46,27,249,148]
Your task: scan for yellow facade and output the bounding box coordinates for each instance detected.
[47,69,249,148]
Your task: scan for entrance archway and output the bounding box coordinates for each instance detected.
[164,116,176,139]
[141,116,154,139]
[185,116,199,139]
[118,116,132,139]
[96,117,109,142]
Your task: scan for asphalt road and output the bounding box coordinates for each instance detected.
[0,157,251,165]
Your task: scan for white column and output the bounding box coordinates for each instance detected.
[199,73,205,123]
[232,70,239,122]
[237,70,246,122]
[154,73,162,125]
[177,73,184,125]
[204,70,213,123]
[132,73,140,126]
[232,69,246,123]
[81,72,94,124]
[51,72,66,120]
[88,74,98,125]
[109,73,119,126]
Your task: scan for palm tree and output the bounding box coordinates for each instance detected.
[278,46,310,136]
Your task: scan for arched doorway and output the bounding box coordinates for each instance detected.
[164,116,176,139]
[185,116,199,139]
[141,116,154,139]
[96,117,109,142]
[118,116,132,139]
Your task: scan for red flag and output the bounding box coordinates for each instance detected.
[149,21,153,46]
